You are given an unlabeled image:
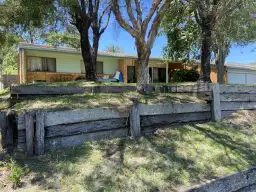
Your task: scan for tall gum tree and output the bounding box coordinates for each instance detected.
[111,0,169,92]
[212,0,256,84]
[182,0,255,83]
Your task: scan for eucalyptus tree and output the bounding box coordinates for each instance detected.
[163,0,256,83]
[111,0,169,92]
[63,0,112,80]
[212,0,256,83]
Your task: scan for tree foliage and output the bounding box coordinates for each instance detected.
[105,45,123,53]
[163,0,256,83]
[0,33,21,75]
[44,32,80,49]
[162,0,199,63]
[1,0,112,81]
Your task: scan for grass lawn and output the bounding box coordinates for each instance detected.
[1,110,256,191]
[0,88,10,110]
[13,92,206,114]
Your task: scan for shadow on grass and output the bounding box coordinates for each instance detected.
[192,123,256,170]
[2,120,256,191]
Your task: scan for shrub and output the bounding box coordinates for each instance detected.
[6,159,30,187]
[172,68,199,82]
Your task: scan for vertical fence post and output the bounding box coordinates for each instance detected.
[0,112,6,148]
[1,110,16,153]
[130,98,141,138]
[35,112,45,156]
[212,83,221,122]
[25,113,34,156]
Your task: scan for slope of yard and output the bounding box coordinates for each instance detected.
[13,92,206,114]
[1,111,256,192]
[0,88,10,110]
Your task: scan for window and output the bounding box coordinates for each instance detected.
[28,57,56,72]
[96,61,103,74]
[80,61,103,74]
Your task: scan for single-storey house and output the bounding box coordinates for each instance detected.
[18,43,256,84]
[18,43,171,84]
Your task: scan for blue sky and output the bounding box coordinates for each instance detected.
[99,24,256,64]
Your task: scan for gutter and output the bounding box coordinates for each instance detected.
[226,66,256,71]
[18,44,163,61]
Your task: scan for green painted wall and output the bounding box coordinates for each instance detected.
[26,50,119,74]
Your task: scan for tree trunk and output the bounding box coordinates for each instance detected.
[200,26,212,82]
[136,42,150,92]
[80,25,97,81]
[91,32,100,78]
[215,47,226,84]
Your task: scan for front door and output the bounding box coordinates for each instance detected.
[127,66,136,83]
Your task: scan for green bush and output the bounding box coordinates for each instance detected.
[6,159,30,186]
[172,68,199,82]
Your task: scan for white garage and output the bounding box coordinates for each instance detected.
[227,66,256,84]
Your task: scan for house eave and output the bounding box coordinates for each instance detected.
[19,43,164,61]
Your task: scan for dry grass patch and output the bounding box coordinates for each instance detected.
[13,92,205,114]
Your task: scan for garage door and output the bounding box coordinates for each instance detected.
[228,72,246,84]
[246,74,256,84]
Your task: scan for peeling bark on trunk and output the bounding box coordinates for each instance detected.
[136,41,151,92]
[137,54,150,92]
[200,26,212,82]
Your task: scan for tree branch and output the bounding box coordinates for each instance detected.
[125,0,138,28]
[194,10,202,26]
[111,0,139,38]
[95,0,100,13]
[134,0,142,26]
[88,0,94,18]
[99,8,111,35]
[99,5,111,27]
[147,0,169,48]
[142,0,162,35]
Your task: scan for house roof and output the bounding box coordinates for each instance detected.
[223,63,256,71]
[19,43,163,61]
[19,43,256,70]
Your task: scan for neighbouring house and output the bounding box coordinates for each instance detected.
[223,63,256,84]
[18,43,256,84]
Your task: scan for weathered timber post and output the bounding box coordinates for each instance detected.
[0,111,7,148]
[211,83,221,122]
[25,113,34,156]
[35,112,45,155]
[1,110,16,153]
[130,98,141,138]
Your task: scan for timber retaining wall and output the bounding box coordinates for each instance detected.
[2,83,256,155]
